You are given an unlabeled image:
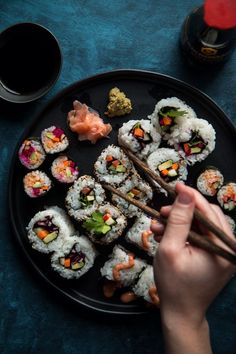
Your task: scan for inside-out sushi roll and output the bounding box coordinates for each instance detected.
[118,119,161,160]
[41,126,69,154]
[126,213,159,256]
[51,155,79,183]
[168,118,216,165]
[149,97,196,140]
[197,167,224,197]
[65,175,106,221]
[217,183,236,211]
[27,206,75,253]
[18,138,46,169]
[23,170,52,198]
[132,265,159,306]
[51,234,97,279]
[94,145,134,186]
[224,215,236,235]
[82,203,127,245]
[112,174,153,218]
[100,245,147,287]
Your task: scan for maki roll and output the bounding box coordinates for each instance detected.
[27,206,75,253]
[82,203,127,245]
[18,138,46,169]
[100,245,147,287]
[132,265,159,306]
[112,174,153,218]
[23,170,52,198]
[41,126,69,154]
[118,119,161,160]
[51,155,79,183]
[149,97,196,140]
[217,183,236,211]
[51,234,97,279]
[65,175,106,221]
[224,215,236,235]
[126,213,159,256]
[197,167,224,196]
[168,118,216,165]
[94,145,134,186]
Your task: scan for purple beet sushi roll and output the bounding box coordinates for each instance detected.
[23,170,52,198]
[41,126,69,154]
[18,138,46,169]
[51,156,79,183]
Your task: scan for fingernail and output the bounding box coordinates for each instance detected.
[178,191,192,205]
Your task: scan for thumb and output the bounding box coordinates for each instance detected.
[162,183,195,249]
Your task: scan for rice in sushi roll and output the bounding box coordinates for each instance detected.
[23,170,52,198]
[217,183,236,211]
[168,118,216,165]
[27,206,75,253]
[132,265,159,306]
[51,155,79,183]
[112,174,153,218]
[100,245,147,287]
[197,167,224,197]
[94,145,134,186]
[126,213,159,256]
[65,175,106,221]
[224,215,236,235]
[149,97,196,140]
[82,203,127,245]
[41,126,69,154]
[18,138,46,169]
[51,234,97,279]
[118,119,161,160]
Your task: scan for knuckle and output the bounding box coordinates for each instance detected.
[168,209,189,226]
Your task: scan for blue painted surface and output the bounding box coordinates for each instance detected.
[0,1,236,353]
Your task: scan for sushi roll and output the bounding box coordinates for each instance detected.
[126,213,159,256]
[224,215,236,235]
[82,203,127,245]
[27,206,75,253]
[118,119,161,160]
[132,265,159,306]
[51,155,79,183]
[23,170,52,198]
[41,126,69,154]
[51,234,97,279]
[100,245,147,287]
[149,97,196,140]
[197,167,224,197]
[168,118,216,165]
[18,138,46,169]
[94,145,134,186]
[65,175,106,221]
[217,183,236,211]
[112,174,153,218]
[147,148,188,189]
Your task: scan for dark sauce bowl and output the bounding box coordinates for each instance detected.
[0,23,62,103]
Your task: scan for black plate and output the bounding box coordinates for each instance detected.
[9,69,236,315]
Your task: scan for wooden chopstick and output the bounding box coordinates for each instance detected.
[103,184,236,265]
[121,146,236,254]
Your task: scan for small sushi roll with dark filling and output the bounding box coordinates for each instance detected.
[51,155,79,183]
[100,245,147,287]
[126,213,159,256]
[118,119,161,160]
[224,215,236,235]
[132,265,159,306]
[41,126,69,154]
[65,175,106,221]
[51,234,97,279]
[82,203,127,245]
[197,167,224,197]
[27,206,75,253]
[217,183,236,211]
[149,97,196,140]
[23,170,52,198]
[112,174,153,218]
[168,118,216,165]
[94,145,134,186]
[18,138,46,169]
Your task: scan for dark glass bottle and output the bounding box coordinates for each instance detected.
[180,6,236,67]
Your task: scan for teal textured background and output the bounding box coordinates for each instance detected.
[0,1,236,353]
